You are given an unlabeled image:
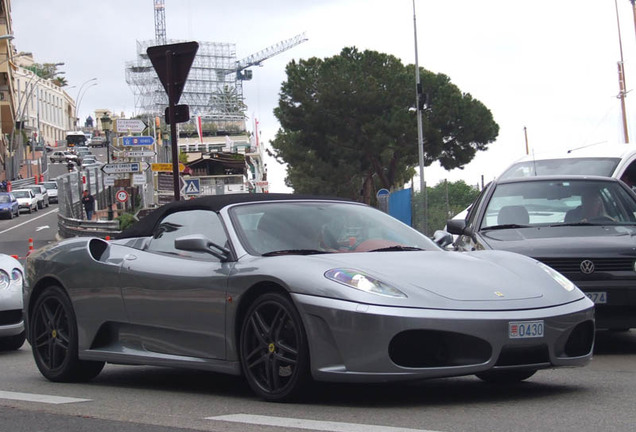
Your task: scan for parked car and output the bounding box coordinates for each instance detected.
[42,181,58,204]
[0,254,25,351]
[0,192,20,219]
[25,194,594,402]
[89,136,106,147]
[443,175,636,331]
[498,144,636,186]
[447,144,636,231]
[50,151,77,164]
[12,189,38,213]
[26,184,49,209]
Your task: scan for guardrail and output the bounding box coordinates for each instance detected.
[57,213,121,239]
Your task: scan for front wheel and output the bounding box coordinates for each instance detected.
[239,292,310,402]
[29,285,104,382]
[476,369,537,383]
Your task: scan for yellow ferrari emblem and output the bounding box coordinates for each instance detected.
[268,343,275,353]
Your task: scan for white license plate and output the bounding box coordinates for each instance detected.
[586,292,607,304]
[509,320,544,339]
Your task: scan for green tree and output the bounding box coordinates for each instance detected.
[270,47,499,203]
[412,180,481,234]
[24,62,64,80]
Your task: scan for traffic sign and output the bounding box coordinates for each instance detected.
[115,190,129,203]
[114,119,147,133]
[182,178,200,195]
[151,163,185,172]
[101,162,150,174]
[121,136,155,146]
[124,150,156,158]
[146,42,199,104]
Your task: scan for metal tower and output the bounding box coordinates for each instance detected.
[154,0,166,45]
[125,2,307,130]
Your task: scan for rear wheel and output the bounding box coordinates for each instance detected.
[240,292,310,401]
[29,285,104,382]
[476,369,537,383]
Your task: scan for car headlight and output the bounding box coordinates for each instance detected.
[11,268,23,287]
[325,268,407,298]
[538,262,576,292]
[0,270,9,290]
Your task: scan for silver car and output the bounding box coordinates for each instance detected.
[24,194,594,401]
[0,254,25,351]
[26,184,49,209]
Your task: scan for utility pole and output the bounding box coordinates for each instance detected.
[616,0,630,143]
[412,0,428,234]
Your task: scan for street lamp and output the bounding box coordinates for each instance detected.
[75,77,97,127]
[101,113,114,220]
[0,34,14,41]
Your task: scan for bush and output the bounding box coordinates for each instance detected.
[116,212,138,231]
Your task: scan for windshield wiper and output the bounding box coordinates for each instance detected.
[481,224,531,231]
[262,249,331,257]
[365,246,425,252]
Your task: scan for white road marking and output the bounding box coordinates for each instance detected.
[0,390,91,404]
[36,225,50,231]
[207,414,443,432]
[0,208,59,235]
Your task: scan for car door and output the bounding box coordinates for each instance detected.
[120,209,232,360]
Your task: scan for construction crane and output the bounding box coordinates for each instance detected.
[128,1,308,122]
[235,33,308,80]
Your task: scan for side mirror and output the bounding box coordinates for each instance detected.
[445,218,468,235]
[432,230,453,248]
[175,234,230,261]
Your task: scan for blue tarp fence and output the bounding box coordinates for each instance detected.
[388,188,412,226]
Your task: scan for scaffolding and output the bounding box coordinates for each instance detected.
[125,33,307,131]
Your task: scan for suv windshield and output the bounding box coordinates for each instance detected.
[482,179,636,229]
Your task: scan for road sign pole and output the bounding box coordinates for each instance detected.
[167,50,181,201]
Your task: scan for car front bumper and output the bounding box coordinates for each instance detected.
[293,293,595,383]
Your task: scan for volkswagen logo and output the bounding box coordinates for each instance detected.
[580,260,595,274]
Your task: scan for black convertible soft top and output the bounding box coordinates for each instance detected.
[116,193,350,239]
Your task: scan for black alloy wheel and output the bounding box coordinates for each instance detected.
[240,292,310,402]
[30,285,104,382]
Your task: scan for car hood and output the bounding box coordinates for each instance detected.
[240,250,586,311]
[479,225,636,257]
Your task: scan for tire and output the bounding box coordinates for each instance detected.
[0,331,26,351]
[29,285,104,382]
[239,291,310,402]
[476,369,537,383]
[28,206,33,214]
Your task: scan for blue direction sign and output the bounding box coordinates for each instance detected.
[121,136,156,146]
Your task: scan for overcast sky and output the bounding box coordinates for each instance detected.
[11,0,636,193]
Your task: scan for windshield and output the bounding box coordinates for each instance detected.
[498,157,621,180]
[0,195,10,203]
[231,201,439,255]
[13,191,29,198]
[43,183,57,190]
[481,179,636,229]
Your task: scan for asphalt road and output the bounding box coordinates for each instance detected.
[0,330,634,432]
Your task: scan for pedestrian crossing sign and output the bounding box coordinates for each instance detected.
[183,178,200,195]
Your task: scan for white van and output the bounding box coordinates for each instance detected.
[497,144,636,186]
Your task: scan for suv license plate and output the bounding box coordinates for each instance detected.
[509,320,544,339]
[586,292,607,304]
